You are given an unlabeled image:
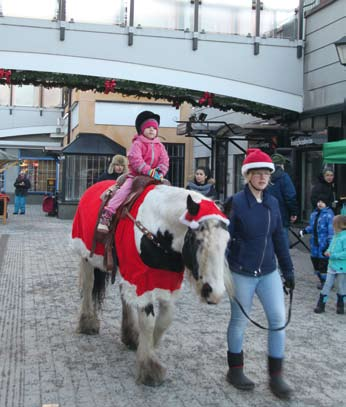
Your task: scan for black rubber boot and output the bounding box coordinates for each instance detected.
[268,356,293,400]
[314,294,327,313]
[336,294,345,315]
[226,351,255,390]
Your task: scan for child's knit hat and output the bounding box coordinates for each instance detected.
[135,111,160,134]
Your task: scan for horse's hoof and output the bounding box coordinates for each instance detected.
[136,360,166,386]
[77,315,100,335]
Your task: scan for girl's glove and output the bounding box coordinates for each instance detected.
[148,169,163,181]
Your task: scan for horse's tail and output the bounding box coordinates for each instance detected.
[92,268,109,308]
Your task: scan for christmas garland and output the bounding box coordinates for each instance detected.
[1,69,298,120]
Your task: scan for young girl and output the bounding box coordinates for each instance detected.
[300,198,334,289]
[186,166,216,199]
[314,215,346,314]
[97,110,169,232]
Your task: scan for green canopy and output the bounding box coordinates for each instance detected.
[323,139,346,164]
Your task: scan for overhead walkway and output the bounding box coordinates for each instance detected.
[0,2,304,112]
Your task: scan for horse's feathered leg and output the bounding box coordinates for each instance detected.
[77,258,100,334]
[153,300,173,348]
[120,287,139,350]
[136,305,166,386]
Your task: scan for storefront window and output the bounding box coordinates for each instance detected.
[19,159,57,193]
[0,172,4,192]
[64,155,110,201]
[234,153,245,194]
[163,143,185,187]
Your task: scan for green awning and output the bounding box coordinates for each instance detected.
[323,139,346,164]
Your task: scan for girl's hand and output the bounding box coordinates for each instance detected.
[324,252,330,257]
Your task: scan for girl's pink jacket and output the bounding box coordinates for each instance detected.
[128,134,169,177]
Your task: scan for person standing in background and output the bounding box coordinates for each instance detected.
[313,215,346,314]
[13,170,31,215]
[267,153,298,250]
[186,166,216,199]
[97,154,128,182]
[300,198,334,289]
[310,168,335,211]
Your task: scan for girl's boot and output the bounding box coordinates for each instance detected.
[336,294,345,314]
[314,294,327,313]
[226,351,255,390]
[268,356,293,399]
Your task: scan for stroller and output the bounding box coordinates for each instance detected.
[42,191,58,216]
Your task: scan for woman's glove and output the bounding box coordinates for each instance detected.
[148,169,163,181]
[284,276,295,291]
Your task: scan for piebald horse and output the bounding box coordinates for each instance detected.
[72,179,232,386]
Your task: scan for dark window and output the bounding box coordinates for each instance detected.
[163,143,185,187]
[195,157,210,169]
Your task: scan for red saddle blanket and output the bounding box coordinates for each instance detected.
[72,181,184,298]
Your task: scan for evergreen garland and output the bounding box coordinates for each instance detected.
[6,69,298,120]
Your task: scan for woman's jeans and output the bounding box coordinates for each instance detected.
[14,195,26,214]
[227,270,286,358]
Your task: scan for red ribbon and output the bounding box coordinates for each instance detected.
[104,79,117,94]
[172,100,180,109]
[0,69,12,84]
[198,91,214,107]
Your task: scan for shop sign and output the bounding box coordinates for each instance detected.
[291,132,328,146]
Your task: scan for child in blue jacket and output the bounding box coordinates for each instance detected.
[300,198,334,288]
[314,215,346,314]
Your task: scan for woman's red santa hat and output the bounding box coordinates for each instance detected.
[241,148,275,176]
[179,199,229,229]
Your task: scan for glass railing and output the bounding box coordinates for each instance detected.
[1,0,58,20]
[0,0,301,40]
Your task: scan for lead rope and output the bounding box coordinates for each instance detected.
[234,288,293,331]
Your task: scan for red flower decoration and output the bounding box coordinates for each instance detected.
[198,91,214,107]
[104,79,117,94]
[0,69,12,84]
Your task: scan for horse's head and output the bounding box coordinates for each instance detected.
[181,195,231,304]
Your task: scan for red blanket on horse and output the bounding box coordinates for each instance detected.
[72,181,184,299]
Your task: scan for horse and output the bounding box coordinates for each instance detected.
[71,179,232,386]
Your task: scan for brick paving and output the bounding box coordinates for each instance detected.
[0,205,345,407]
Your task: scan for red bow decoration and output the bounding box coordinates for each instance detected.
[0,69,12,84]
[172,100,180,109]
[104,79,117,94]
[198,91,214,107]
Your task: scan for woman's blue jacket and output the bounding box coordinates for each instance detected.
[226,185,294,280]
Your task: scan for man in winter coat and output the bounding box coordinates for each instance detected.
[13,170,31,215]
[267,153,298,250]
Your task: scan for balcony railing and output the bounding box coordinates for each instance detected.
[0,0,302,40]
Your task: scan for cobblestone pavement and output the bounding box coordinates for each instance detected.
[0,205,345,407]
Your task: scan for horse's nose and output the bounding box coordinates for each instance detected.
[201,282,213,300]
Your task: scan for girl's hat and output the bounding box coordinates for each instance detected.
[241,148,275,176]
[135,111,160,134]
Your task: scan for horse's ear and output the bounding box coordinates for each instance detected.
[187,194,200,216]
